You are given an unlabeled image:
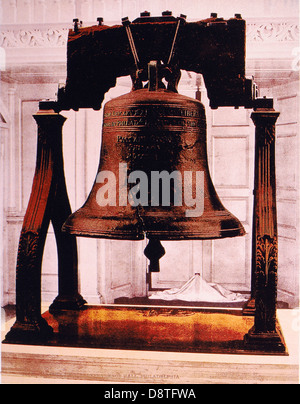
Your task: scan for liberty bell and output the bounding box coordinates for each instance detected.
[62,60,245,243]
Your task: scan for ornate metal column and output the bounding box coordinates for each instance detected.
[244,106,286,352]
[4,103,85,343]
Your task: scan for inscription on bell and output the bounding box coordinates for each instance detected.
[104,106,201,118]
[117,134,148,143]
[103,118,201,128]
[116,133,179,150]
[103,105,204,129]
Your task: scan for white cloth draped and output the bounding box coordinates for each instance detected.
[149,273,247,303]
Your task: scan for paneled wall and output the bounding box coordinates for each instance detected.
[274,81,299,305]
[0,0,299,308]
[210,107,253,291]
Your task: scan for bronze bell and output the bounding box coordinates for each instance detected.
[62,62,245,241]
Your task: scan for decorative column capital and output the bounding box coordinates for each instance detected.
[251,108,280,145]
[251,108,280,123]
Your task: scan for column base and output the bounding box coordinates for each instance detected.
[49,294,87,314]
[3,318,53,344]
[244,325,287,354]
[242,297,256,316]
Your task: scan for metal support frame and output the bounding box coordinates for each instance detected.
[244,106,286,352]
[4,105,85,343]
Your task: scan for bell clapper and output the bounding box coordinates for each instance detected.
[144,239,166,295]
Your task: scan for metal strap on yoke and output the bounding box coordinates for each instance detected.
[122,17,140,69]
[167,18,181,65]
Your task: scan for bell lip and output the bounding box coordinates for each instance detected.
[62,228,245,241]
[145,226,246,241]
[61,221,145,240]
[62,209,246,241]
[62,226,145,240]
[62,222,245,241]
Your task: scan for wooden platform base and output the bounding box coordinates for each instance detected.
[3,305,288,356]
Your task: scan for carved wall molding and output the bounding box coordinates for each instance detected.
[246,19,299,42]
[0,19,298,50]
[0,26,69,48]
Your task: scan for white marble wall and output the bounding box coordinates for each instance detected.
[0,0,299,307]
